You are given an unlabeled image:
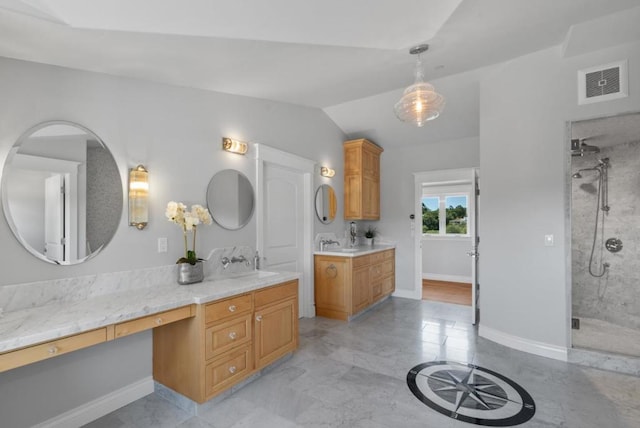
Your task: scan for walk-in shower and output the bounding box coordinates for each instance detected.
[570,112,640,359]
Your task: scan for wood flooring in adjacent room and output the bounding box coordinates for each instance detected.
[422,279,472,306]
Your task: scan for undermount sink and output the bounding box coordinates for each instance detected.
[325,248,360,253]
[229,270,279,279]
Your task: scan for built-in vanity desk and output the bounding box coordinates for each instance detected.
[314,245,395,321]
[0,269,299,403]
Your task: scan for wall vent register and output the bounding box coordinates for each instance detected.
[578,60,628,105]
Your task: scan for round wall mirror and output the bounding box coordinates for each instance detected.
[315,184,337,224]
[1,121,123,264]
[206,169,254,230]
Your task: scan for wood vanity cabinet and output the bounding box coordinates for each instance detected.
[344,138,383,220]
[153,280,298,403]
[314,249,395,321]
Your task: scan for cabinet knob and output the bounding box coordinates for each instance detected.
[228,331,237,340]
[155,318,163,325]
[255,315,262,322]
[228,366,237,374]
[48,346,58,355]
[228,305,237,312]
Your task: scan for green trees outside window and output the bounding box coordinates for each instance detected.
[422,195,468,235]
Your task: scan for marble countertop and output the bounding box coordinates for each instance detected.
[313,244,395,257]
[0,270,300,354]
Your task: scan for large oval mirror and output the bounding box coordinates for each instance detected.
[206,169,254,230]
[315,184,337,224]
[1,121,123,265]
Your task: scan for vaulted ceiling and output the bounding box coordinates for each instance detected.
[1,0,639,147]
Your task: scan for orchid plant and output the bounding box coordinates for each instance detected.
[165,201,213,264]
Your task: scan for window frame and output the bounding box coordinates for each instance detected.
[421,187,470,239]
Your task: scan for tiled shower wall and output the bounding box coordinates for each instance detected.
[572,139,640,330]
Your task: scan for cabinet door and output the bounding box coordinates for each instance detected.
[352,266,370,314]
[314,258,349,311]
[254,299,297,369]
[344,174,362,219]
[362,175,380,219]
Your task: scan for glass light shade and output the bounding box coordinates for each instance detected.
[394,81,445,127]
[129,165,148,230]
[222,137,248,155]
[320,166,335,177]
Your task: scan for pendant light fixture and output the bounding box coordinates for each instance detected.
[394,44,445,127]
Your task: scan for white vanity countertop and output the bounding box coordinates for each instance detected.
[0,271,300,354]
[313,244,396,257]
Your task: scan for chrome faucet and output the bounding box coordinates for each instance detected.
[349,222,357,247]
[221,255,250,269]
[320,239,340,251]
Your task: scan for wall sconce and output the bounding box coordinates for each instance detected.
[222,137,248,155]
[129,165,149,230]
[320,166,335,178]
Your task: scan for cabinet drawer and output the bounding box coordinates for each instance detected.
[383,249,394,260]
[205,314,252,360]
[205,294,252,324]
[205,345,252,398]
[381,276,394,295]
[371,281,383,301]
[380,260,394,276]
[0,328,107,372]
[115,305,194,339]
[369,252,385,265]
[352,255,370,268]
[255,280,297,308]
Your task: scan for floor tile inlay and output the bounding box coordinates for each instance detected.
[407,361,536,426]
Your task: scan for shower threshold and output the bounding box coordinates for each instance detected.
[572,317,640,357]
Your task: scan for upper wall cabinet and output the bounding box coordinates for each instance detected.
[343,138,383,220]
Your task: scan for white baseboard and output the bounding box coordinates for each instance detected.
[422,273,472,283]
[392,289,421,300]
[479,325,568,362]
[34,376,154,428]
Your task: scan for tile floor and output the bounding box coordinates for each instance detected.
[84,298,640,428]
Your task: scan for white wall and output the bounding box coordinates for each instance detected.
[479,40,640,354]
[377,137,480,296]
[422,238,472,282]
[0,57,346,427]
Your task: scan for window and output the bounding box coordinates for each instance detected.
[422,193,468,236]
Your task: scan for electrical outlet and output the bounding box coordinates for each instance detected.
[158,237,168,253]
[544,234,554,246]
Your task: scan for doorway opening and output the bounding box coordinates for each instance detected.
[413,168,479,324]
[569,112,640,358]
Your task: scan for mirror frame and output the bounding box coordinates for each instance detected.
[1,120,123,265]
[315,184,337,224]
[206,169,255,230]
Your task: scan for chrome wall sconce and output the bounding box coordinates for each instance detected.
[320,166,335,178]
[222,137,248,155]
[129,165,149,230]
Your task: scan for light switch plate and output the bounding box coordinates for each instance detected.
[544,234,554,246]
[158,237,168,253]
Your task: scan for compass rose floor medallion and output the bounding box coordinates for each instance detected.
[407,361,536,426]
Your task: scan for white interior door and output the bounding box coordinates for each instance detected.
[44,174,64,262]
[468,169,479,325]
[256,144,315,318]
[263,162,304,275]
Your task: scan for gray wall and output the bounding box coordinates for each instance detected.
[479,40,640,349]
[0,57,345,427]
[422,238,472,280]
[572,139,640,330]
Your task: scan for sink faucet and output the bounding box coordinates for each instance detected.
[320,239,340,251]
[350,222,357,247]
[221,255,250,269]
